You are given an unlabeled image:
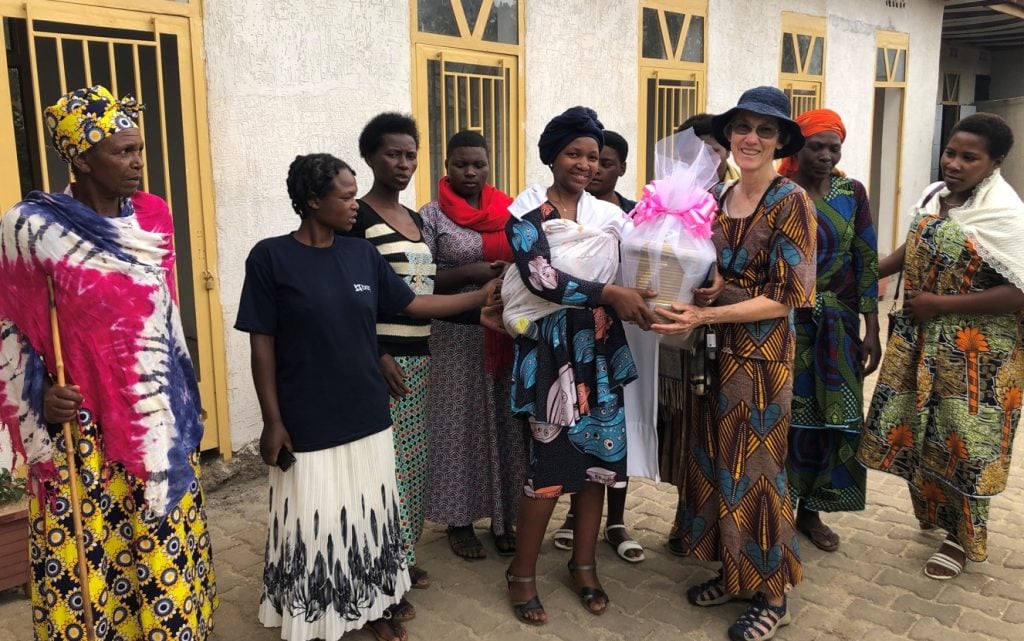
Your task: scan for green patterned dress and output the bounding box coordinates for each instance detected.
[858,192,1024,561]
[788,176,878,513]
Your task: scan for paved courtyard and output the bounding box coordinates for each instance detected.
[2,368,1023,641]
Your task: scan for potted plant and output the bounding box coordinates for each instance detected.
[0,467,30,595]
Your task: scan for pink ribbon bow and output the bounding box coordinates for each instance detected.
[631,179,717,239]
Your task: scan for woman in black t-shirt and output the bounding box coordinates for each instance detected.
[235,154,494,641]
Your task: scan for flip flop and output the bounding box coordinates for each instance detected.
[493,529,517,557]
[604,524,645,563]
[796,520,840,553]
[924,539,966,580]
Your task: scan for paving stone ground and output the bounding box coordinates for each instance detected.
[2,348,1023,641]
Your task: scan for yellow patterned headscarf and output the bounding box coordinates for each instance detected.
[43,85,142,164]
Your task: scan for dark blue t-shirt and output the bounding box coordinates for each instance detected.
[235,234,415,451]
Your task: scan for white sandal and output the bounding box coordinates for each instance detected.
[604,524,645,563]
[923,539,966,580]
[553,512,574,550]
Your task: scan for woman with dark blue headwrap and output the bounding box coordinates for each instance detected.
[501,106,656,625]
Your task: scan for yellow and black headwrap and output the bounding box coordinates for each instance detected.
[43,85,142,164]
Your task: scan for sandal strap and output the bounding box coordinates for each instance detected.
[927,553,964,571]
[605,524,626,532]
[943,539,965,553]
[505,569,536,584]
[730,596,789,640]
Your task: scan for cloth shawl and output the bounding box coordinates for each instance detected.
[0,189,202,516]
[437,176,515,376]
[920,170,1024,291]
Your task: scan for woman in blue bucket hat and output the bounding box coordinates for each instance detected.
[652,86,816,641]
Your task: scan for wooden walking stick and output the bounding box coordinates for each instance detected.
[46,275,97,641]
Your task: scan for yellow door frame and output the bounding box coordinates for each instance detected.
[0,0,231,456]
[872,29,910,254]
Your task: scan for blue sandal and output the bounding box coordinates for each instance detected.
[728,594,791,641]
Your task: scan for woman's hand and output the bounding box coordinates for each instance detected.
[861,315,882,376]
[469,261,508,285]
[601,285,657,330]
[903,290,944,324]
[651,303,708,335]
[379,354,409,399]
[482,276,504,308]
[693,268,725,307]
[480,304,507,334]
[43,383,83,424]
[259,421,293,467]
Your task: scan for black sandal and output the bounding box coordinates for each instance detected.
[492,528,517,557]
[505,568,546,625]
[567,561,609,615]
[447,525,486,560]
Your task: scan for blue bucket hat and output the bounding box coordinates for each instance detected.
[711,86,805,159]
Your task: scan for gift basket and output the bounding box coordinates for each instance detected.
[621,129,720,347]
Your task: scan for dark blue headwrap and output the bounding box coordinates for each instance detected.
[538,106,604,165]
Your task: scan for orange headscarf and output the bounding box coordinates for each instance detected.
[778,108,847,177]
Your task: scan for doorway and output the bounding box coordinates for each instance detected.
[0,2,229,454]
[869,86,906,255]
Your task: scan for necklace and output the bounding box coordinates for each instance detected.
[944,195,967,208]
[547,188,578,217]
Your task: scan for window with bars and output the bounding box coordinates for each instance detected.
[411,0,522,202]
[778,13,825,118]
[637,0,707,188]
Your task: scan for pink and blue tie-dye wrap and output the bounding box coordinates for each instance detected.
[0,189,203,516]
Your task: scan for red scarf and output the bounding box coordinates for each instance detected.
[437,177,515,376]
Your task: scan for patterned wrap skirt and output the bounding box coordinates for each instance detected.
[259,427,411,640]
[390,355,430,565]
[29,409,217,641]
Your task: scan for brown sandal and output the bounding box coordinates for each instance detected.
[409,565,430,589]
[796,509,840,552]
[390,597,416,622]
[365,611,407,641]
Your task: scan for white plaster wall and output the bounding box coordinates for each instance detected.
[978,97,1024,193]
[203,0,414,449]
[523,0,639,192]
[707,0,944,254]
[705,0,823,112]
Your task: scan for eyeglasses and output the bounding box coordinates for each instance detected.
[727,122,780,140]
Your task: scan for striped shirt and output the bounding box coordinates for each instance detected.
[350,200,436,356]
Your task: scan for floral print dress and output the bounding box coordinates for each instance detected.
[506,200,637,498]
[857,194,1024,561]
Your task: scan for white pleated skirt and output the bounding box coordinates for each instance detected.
[258,427,411,640]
